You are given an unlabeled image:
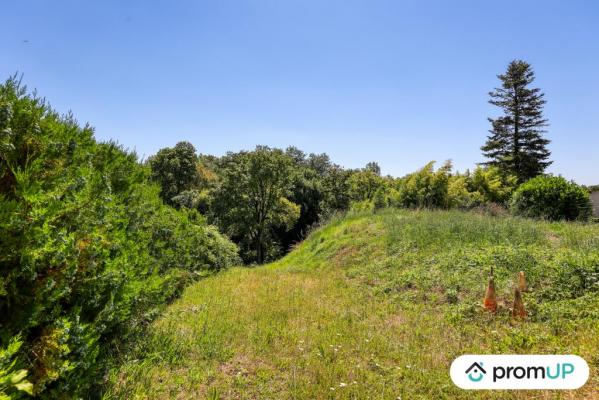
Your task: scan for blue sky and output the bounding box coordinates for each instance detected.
[2,0,598,184]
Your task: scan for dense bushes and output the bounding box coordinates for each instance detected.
[344,162,519,213]
[347,168,386,203]
[397,161,452,208]
[0,77,239,398]
[1,336,33,398]
[510,175,592,221]
[344,163,592,223]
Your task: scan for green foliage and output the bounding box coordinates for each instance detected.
[148,141,200,205]
[280,148,332,250]
[349,199,375,213]
[320,165,351,214]
[481,60,552,182]
[0,77,239,398]
[364,161,381,175]
[447,174,479,209]
[347,167,385,203]
[372,187,388,210]
[344,163,517,213]
[469,166,518,204]
[447,166,518,209]
[1,336,33,399]
[510,175,592,221]
[397,161,452,208]
[211,146,300,263]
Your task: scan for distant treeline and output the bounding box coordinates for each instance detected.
[145,60,593,266]
[148,141,592,267]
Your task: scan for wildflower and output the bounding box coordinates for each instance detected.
[339,382,347,387]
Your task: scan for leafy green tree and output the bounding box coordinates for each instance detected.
[372,187,389,210]
[482,60,551,182]
[321,165,352,213]
[468,166,517,204]
[211,146,300,263]
[398,161,452,208]
[348,167,385,202]
[148,141,200,205]
[364,161,381,175]
[447,173,478,209]
[278,148,329,250]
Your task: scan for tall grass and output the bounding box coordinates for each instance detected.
[104,209,599,399]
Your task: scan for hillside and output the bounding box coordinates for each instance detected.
[105,210,599,399]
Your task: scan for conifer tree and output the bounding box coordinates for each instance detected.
[481,60,551,182]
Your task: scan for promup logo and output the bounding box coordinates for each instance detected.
[451,355,589,390]
[465,362,486,382]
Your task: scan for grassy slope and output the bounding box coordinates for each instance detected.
[105,210,599,399]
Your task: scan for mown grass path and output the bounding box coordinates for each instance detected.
[106,210,599,399]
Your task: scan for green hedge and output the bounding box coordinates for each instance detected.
[510,175,592,221]
[0,78,239,398]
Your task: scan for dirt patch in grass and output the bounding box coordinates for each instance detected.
[547,232,561,245]
[333,246,360,267]
[217,353,270,378]
[384,313,405,328]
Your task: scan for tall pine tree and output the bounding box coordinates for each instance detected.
[481,60,551,182]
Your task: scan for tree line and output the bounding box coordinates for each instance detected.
[148,60,589,266]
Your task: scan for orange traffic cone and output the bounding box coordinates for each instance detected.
[518,271,527,292]
[512,288,527,318]
[483,277,498,313]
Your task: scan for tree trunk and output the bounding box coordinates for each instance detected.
[256,224,265,264]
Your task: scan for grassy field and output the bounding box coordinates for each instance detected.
[104,210,599,399]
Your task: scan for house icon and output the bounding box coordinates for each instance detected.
[465,362,487,382]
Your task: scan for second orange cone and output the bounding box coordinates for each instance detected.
[484,277,498,313]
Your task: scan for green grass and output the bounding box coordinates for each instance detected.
[104,209,599,399]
